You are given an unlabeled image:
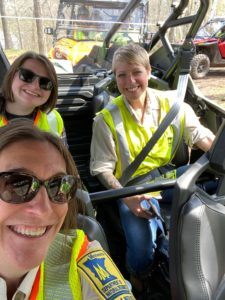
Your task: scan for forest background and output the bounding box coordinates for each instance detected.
[0,0,224,61]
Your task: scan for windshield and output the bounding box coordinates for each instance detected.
[42,0,149,73]
[55,1,129,42]
[196,19,225,38]
[54,0,148,42]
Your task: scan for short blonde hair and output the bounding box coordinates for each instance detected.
[112,43,151,73]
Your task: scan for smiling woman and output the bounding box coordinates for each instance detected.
[0,51,67,144]
[0,119,134,300]
[90,43,215,295]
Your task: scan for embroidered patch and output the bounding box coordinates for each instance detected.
[77,249,134,299]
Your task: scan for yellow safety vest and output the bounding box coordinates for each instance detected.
[100,93,184,179]
[0,109,64,137]
[29,229,134,299]
[73,30,87,40]
[30,230,87,300]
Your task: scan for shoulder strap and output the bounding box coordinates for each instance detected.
[119,40,195,187]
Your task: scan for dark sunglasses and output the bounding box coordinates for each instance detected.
[0,172,77,204]
[17,67,53,91]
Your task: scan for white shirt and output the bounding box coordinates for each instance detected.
[90,88,215,175]
[0,267,39,300]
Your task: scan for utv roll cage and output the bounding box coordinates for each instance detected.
[148,0,209,86]
[52,0,146,43]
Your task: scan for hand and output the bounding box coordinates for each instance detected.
[123,194,155,219]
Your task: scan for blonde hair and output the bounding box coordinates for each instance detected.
[112,43,151,73]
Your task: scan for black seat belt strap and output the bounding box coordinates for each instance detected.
[119,100,181,186]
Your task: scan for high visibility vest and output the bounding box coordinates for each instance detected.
[100,92,184,179]
[73,30,86,40]
[0,109,64,138]
[29,229,134,299]
[30,229,87,300]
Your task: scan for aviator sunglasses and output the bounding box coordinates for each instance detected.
[0,172,77,204]
[17,67,53,91]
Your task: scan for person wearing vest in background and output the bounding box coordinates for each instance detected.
[90,43,215,294]
[73,6,90,40]
[0,51,67,144]
[0,119,134,300]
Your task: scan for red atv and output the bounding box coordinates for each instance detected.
[190,17,225,79]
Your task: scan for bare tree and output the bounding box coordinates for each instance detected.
[156,0,163,24]
[13,0,23,49]
[0,0,13,49]
[209,0,218,19]
[33,0,46,54]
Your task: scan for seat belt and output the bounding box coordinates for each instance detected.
[119,39,195,187]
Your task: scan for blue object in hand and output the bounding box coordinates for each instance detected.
[140,198,164,223]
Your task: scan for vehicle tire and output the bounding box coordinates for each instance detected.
[190,54,210,79]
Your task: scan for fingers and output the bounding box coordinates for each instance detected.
[135,206,154,219]
[144,209,155,218]
[136,207,141,214]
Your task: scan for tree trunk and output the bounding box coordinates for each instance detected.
[14,0,23,49]
[156,0,162,24]
[33,0,46,54]
[209,0,218,19]
[0,0,13,49]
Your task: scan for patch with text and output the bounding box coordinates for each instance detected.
[77,249,134,299]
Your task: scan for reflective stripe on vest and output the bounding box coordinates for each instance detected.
[47,111,59,135]
[106,101,131,172]
[0,115,8,126]
[0,110,63,137]
[100,94,184,179]
[29,229,87,300]
[35,110,64,137]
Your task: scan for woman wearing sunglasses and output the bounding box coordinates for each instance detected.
[0,119,133,300]
[0,51,66,143]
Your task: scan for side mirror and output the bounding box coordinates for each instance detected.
[44,27,53,35]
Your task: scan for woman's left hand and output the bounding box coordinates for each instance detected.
[123,194,155,219]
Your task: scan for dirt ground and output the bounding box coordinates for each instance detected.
[193,68,225,108]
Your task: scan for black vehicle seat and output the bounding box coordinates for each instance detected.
[171,138,189,166]
[169,121,225,300]
[77,214,109,253]
[76,189,110,253]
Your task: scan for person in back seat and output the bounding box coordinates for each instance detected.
[90,43,215,293]
[0,119,134,299]
[0,51,67,144]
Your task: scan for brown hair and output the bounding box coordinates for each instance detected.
[0,119,79,230]
[1,51,58,113]
[112,43,151,73]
